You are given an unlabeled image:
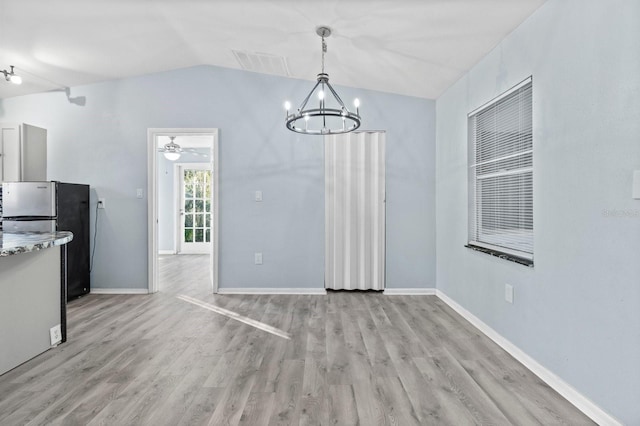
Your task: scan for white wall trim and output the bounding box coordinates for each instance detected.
[91,288,149,295]
[383,288,436,295]
[217,288,327,295]
[435,290,622,426]
[158,250,175,255]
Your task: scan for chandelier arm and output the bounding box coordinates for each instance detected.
[296,79,322,112]
[321,81,326,129]
[324,81,349,111]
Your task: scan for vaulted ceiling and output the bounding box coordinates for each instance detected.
[0,0,545,100]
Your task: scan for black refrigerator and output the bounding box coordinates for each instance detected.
[2,181,90,300]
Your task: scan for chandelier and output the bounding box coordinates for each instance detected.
[284,27,360,135]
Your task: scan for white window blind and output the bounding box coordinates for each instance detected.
[468,77,533,262]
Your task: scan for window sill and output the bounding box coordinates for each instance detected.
[465,244,534,267]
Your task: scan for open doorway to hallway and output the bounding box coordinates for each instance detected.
[147,129,219,295]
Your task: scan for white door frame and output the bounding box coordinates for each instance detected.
[147,128,219,294]
[175,163,213,254]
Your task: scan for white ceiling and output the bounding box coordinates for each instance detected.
[0,0,545,100]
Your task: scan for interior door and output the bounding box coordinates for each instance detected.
[325,131,386,290]
[178,164,212,254]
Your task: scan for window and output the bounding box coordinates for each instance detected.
[468,77,533,266]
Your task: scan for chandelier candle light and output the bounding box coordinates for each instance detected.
[284,26,360,135]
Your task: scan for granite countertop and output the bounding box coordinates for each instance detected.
[0,231,74,257]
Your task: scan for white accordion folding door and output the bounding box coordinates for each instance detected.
[325,131,385,290]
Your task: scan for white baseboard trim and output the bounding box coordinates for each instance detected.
[435,290,621,426]
[216,288,327,295]
[158,250,175,255]
[383,288,436,295]
[91,288,149,295]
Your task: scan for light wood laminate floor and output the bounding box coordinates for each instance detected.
[0,255,594,425]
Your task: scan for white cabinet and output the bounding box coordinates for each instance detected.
[0,123,47,182]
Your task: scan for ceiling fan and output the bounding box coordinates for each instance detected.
[158,136,209,161]
[160,136,182,160]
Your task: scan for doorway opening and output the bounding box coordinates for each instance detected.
[147,128,219,295]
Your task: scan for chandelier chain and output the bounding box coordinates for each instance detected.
[321,36,327,75]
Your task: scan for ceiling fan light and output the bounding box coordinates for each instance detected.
[160,136,182,161]
[164,151,181,161]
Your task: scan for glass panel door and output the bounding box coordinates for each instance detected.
[179,167,212,254]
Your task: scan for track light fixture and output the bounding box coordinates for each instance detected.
[1,65,22,85]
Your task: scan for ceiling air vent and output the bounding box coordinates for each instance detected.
[232,50,291,77]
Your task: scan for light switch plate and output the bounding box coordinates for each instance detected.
[255,190,263,202]
[505,284,514,304]
[136,188,144,199]
[255,252,263,265]
[633,171,640,199]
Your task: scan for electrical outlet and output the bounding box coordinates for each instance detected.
[50,325,62,346]
[136,188,144,199]
[255,190,263,202]
[254,252,263,265]
[98,198,106,209]
[505,284,514,304]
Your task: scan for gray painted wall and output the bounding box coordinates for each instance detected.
[0,65,435,291]
[435,0,640,423]
[158,149,210,252]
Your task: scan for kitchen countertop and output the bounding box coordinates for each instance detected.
[0,231,74,257]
